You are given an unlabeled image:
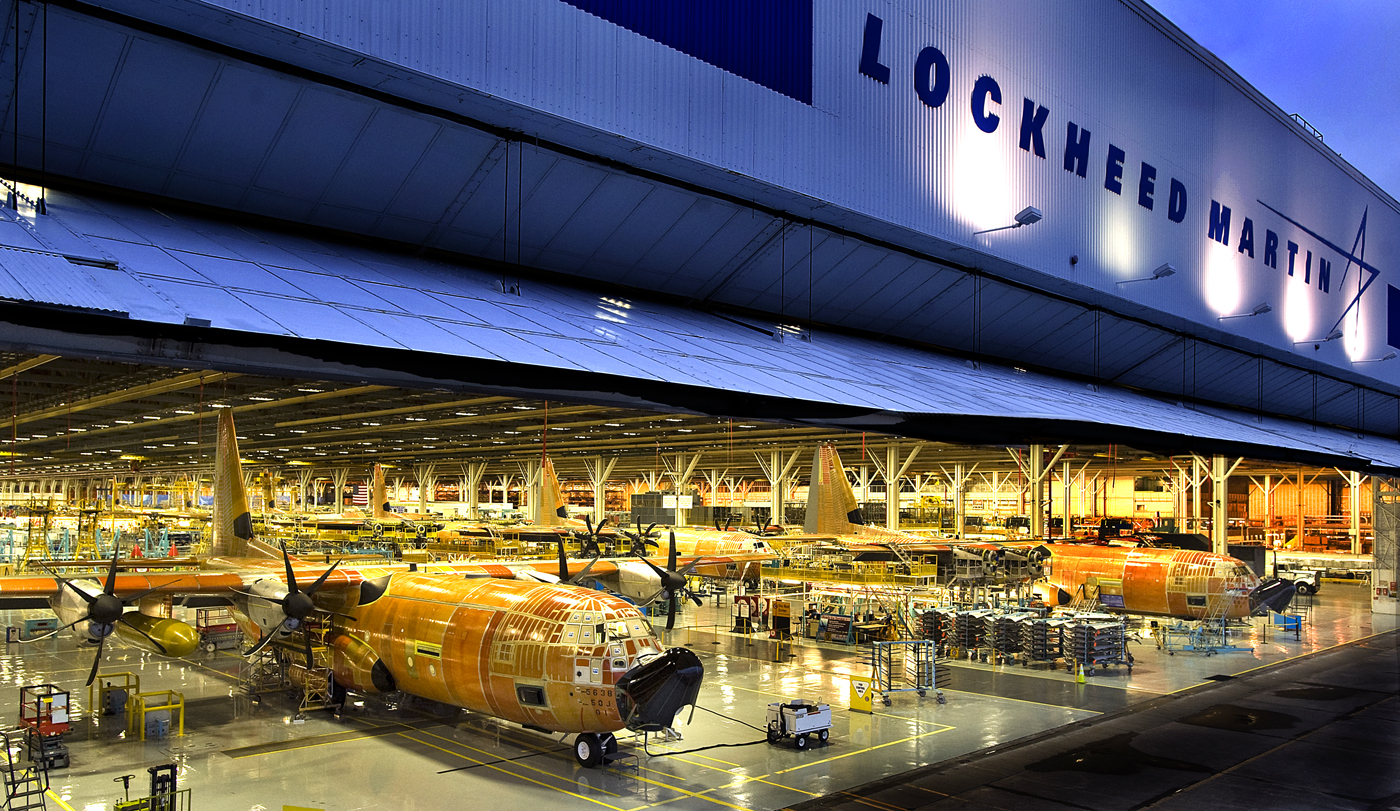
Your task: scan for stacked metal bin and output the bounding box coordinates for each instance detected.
[1066,620,1132,675]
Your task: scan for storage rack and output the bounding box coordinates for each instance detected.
[1066,620,1132,675]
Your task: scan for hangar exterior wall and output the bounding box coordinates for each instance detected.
[172,0,1400,389]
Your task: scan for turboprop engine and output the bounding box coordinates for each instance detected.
[52,580,199,658]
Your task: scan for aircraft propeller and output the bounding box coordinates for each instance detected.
[620,521,659,558]
[633,531,705,631]
[36,546,175,686]
[712,515,735,533]
[574,516,609,558]
[238,541,345,665]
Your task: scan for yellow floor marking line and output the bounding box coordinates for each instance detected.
[679,751,741,768]
[657,753,820,797]
[414,728,624,798]
[771,727,951,775]
[399,733,629,811]
[938,688,1107,713]
[44,790,77,811]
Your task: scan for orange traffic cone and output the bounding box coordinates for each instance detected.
[169,540,178,557]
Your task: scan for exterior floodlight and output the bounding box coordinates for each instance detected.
[1293,328,1344,345]
[973,206,1044,235]
[1218,302,1272,320]
[1355,351,1398,363]
[1117,263,1178,284]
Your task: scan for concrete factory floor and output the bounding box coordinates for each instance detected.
[0,583,1391,811]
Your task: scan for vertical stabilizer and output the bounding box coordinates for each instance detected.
[371,463,388,519]
[535,457,569,526]
[803,444,864,534]
[212,410,253,557]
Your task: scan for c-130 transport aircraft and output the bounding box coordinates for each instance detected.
[0,411,754,767]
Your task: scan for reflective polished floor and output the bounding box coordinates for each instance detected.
[0,583,1390,811]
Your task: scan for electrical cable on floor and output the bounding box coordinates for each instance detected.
[640,705,771,759]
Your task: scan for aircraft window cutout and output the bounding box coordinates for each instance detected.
[1187,595,1207,606]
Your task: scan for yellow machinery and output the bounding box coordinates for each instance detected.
[126,690,185,741]
[89,672,141,720]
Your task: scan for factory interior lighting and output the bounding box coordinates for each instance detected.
[1354,351,1398,363]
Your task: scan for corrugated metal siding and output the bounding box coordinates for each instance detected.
[0,247,127,314]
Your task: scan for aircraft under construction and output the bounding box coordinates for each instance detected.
[0,412,771,767]
[795,444,1295,620]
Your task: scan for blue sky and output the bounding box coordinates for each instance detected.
[1150,0,1400,200]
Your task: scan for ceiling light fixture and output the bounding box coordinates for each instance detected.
[1218,302,1272,320]
[973,206,1043,235]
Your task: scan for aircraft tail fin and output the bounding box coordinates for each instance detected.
[371,463,388,518]
[211,410,255,558]
[535,457,568,525]
[803,444,865,534]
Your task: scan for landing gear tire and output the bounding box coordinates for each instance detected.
[795,733,809,750]
[817,729,829,743]
[575,733,602,768]
[1296,583,1314,596]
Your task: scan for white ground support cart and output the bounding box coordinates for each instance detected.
[765,700,832,750]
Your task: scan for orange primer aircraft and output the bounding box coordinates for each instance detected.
[0,413,726,767]
[799,444,1294,620]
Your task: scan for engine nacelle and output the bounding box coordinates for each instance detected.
[52,579,110,643]
[615,561,663,602]
[329,631,395,693]
[115,613,200,658]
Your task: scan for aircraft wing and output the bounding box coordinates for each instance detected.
[0,571,258,602]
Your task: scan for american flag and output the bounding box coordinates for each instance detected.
[350,484,369,506]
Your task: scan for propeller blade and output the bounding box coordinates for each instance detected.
[667,531,678,573]
[231,588,287,605]
[595,517,609,534]
[685,588,703,607]
[318,609,358,621]
[121,578,186,606]
[584,515,594,538]
[117,613,168,655]
[724,515,734,531]
[103,545,122,595]
[304,560,343,597]
[666,591,678,630]
[571,549,602,585]
[557,538,569,582]
[281,541,300,595]
[59,578,99,606]
[86,634,105,687]
[679,557,707,577]
[242,629,278,657]
[303,632,316,670]
[645,523,658,539]
[19,617,87,643]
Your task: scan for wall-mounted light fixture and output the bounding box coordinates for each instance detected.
[1293,328,1343,346]
[1116,263,1177,284]
[1354,351,1397,363]
[973,206,1043,235]
[1218,302,1271,320]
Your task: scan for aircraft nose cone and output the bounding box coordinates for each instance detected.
[1249,578,1297,616]
[615,647,703,732]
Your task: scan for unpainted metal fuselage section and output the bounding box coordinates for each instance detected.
[800,443,1293,621]
[208,411,702,740]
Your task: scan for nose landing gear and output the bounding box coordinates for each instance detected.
[573,732,618,768]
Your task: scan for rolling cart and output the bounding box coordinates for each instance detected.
[765,700,831,750]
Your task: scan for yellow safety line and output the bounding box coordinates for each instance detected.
[413,729,623,798]
[651,752,819,797]
[44,790,77,811]
[679,751,741,768]
[771,727,951,775]
[398,733,628,811]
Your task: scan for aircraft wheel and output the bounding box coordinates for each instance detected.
[817,729,829,743]
[575,733,603,768]
[795,734,809,750]
[1296,583,1313,596]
